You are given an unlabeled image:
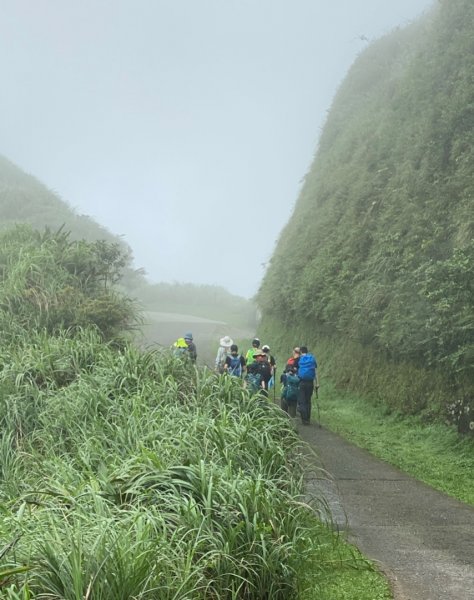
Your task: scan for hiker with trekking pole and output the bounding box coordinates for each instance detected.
[245,348,272,396]
[297,346,318,426]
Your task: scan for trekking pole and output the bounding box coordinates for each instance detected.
[315,387,321,428]
[273,367,277,404]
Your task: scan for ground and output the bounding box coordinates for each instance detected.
[298,421,474,600]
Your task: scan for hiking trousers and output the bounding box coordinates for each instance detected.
[298,380,314,424]
[281,396,297,417]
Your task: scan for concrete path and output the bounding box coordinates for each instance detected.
[297,423,474,600]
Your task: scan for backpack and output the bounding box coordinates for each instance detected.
[298,354,316,381]
[228,355,243,377]
[246,371,262,394]
[283,373,300,402]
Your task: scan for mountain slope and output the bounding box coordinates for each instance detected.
[258,0,473,431]
[0,154,123,245]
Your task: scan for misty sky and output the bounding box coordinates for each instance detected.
[0,0,433,297]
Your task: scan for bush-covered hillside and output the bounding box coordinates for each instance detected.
[0,155,126,246]
[258,0,473,430]
[0,225,138,341]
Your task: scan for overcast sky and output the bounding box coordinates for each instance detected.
[0,0,433,297]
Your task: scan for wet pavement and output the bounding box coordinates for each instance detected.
[297,423,474,600]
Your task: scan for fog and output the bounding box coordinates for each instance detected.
[0,0,433,297]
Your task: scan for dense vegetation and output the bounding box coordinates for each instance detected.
[258,0,473,432]
[0,226,390,598]
[0,225,137,340]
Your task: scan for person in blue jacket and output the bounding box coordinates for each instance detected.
[183,332,197,363]
[297,346,319,425]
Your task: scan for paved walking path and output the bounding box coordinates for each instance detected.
[297,424,474,600]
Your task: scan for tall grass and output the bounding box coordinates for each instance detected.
[0,228,389,598]
[0,337,333,598]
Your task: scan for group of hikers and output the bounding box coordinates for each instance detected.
[172,333,318,425]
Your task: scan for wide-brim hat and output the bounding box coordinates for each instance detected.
[253,349,266,357]
[220,335,234,347]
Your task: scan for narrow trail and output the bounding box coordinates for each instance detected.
[298,423,474,599]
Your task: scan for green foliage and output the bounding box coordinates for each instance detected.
[0,225,139,340]
[0,339,385,598]
[0,226,387,598]
[258,0,474,427]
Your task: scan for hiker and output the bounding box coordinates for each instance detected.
[261,344,276,374]
[215,335,233,373]
[262,344,276,389]
[297,346,318,425]
[172,337,189,357]
[285,347,301,372]
[183,332,197,363]
[224,344,246,377]
[245,338,261,364]
[246,349,272,396]
[280,365,299,417]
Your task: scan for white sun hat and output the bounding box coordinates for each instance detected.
[220,335,234,347]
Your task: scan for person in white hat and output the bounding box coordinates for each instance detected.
[215,335,234,373]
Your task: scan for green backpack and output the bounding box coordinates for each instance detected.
[246,371,262,394]
[283,373,299,402]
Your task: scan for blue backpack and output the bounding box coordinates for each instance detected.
[228,355,243,377]
[298,354,316,381]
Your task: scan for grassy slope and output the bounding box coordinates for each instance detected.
[0,155,123,245]
[257,0,474,425]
